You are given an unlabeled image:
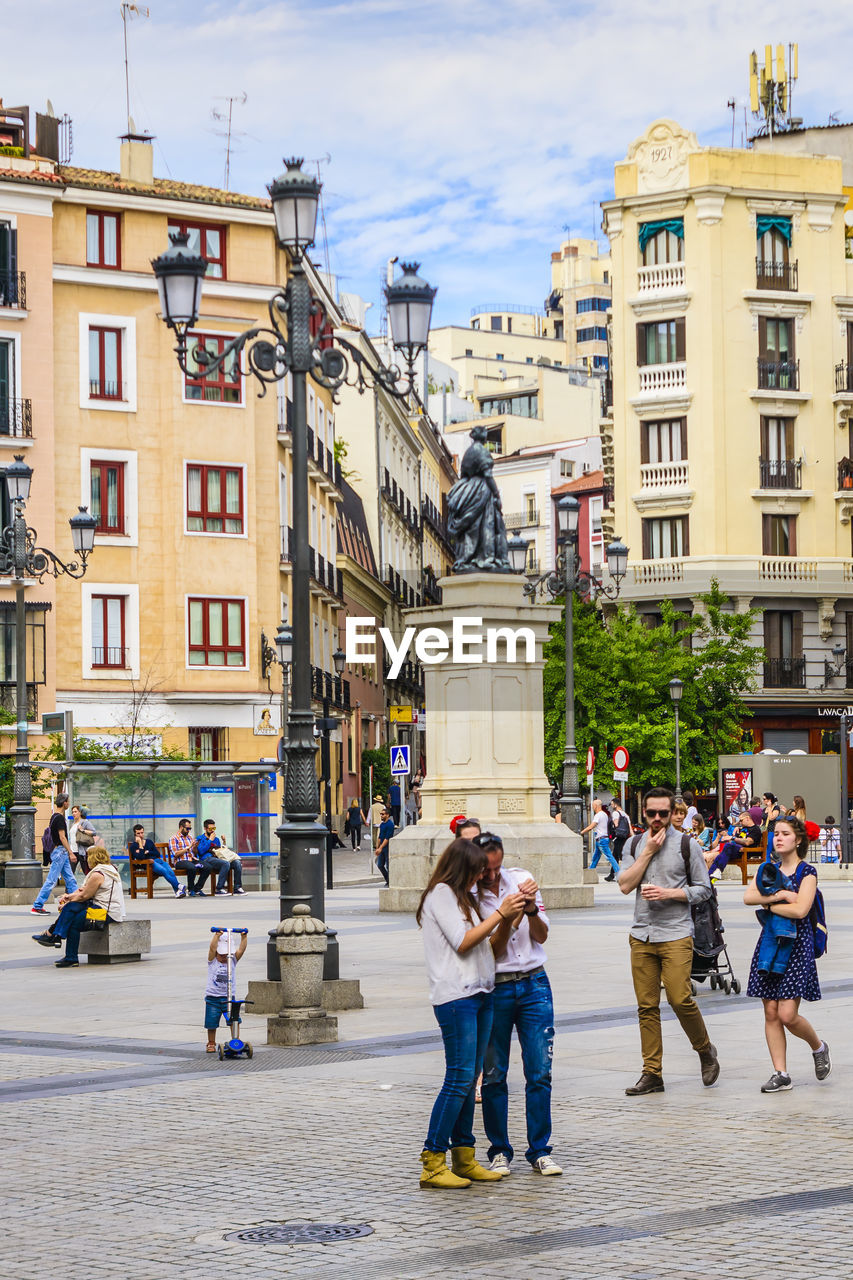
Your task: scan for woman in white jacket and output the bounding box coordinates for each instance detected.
[416,837,525,1189]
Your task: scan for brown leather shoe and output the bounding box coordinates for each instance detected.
[699,1044,720,1086]
[625,1072,665,1095]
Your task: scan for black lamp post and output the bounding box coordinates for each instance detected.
[1,456,97,889]
[152,158,435,951]
[517,494,628,844]
[668,677,684,801]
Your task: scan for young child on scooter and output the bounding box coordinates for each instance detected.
[205,928,248,1052]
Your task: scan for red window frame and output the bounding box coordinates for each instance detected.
[90,460,126,535]
[186,463,244,534]
[89,326,123,400]
[187,597,246,668]
[167,219,227,279]
[91,595,127,669]
[86,209,121,269]
[184,333,242,404]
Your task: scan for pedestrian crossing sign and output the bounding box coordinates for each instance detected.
[390,744,411,775]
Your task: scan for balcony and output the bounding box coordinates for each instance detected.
[637,361,686,396]
[505,509,540,529]
[88,379,127,402]
[758,457,802,490]
[639,460,689,490]
[637,262,686,292]
[0,397,32,439]
[755,258,798,291]
[838,459,853,491]
[0,270,26,310]
[632,558,684,586]
[835,362,853,394]
[91,647,130,669]
[757,359,799,392]
[421,497,450,547]
[763,656,806,688]
[758,557,818,583]
[279,524,293,567]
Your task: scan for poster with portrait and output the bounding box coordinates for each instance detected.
[253,703,280,736]
[722,768,753,822]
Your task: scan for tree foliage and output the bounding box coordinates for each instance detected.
[361,747,391,802]
[543,580,761,798]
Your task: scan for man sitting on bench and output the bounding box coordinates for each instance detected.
[195,819,245,896]
[127,824,186,898]
[707,806,763,882]
[169,819,205,896]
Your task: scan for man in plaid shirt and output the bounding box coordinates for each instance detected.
[169,819,206,896]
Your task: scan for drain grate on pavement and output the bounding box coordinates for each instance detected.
[224,1222,374,1247]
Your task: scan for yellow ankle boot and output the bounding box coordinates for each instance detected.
[419,1150,471,1189]
[450,1146,503,1182]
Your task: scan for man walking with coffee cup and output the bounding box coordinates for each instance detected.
[618,786,720,1096]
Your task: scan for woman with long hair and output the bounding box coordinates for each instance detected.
[743,816,830,1092]
[416,837,526,1189]
[790,795,807,823]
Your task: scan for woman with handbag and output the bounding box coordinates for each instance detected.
[69,803,97,875]
[31,847,126,968]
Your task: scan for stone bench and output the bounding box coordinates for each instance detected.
[78,919,152,964]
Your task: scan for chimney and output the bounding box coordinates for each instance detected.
[119,126,153,185]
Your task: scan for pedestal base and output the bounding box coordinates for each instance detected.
[0,886,39,905]
[3,861,43,890]
[247,977,363,1014]
[267,1012,338,1045]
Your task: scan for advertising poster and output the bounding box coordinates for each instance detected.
[722,768,753,821]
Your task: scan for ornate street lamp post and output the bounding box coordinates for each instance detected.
[668,676,684,801]
[153,159,435,950]
[514,494,628,848]
[1,456,97,889]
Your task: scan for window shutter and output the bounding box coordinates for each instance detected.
[640,422,649,465]
[760,416,769,457]
[784,417,794,460]
[9,228,17,277]
[636,323,646,367]
[788,515,797,557]
[847,321,853,367]
[791,610,803,659]
[758,316,767,358]
[680,418,688,460]
[764,611,780,661]
[846,612,853,655]
[675,318,686,361]
[762,515,770,555]
[641,519,650,559]
[681,516,690,557]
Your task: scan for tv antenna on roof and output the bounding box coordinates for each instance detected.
[211,92,247,190]
[748,42,798,139]
[120,4,150,135]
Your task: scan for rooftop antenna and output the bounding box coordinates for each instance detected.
[211,92,247,190]
[727,98,737,147]
[748,41,798,140]
[120,4,150,135]
[308,153,332,276]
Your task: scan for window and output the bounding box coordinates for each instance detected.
[495,352,504,361]
[184,334,242,404]
[465,347,473,356]
[757,221,790,266]
[641,419,686,464]
[86,211,120,269]
[490,316,502,330]
[763,610,804,687]
[636,319,685,366]
[167,219,226,278]
[91,595,127,668]
[187,464,244,534]
[188,597,245,667]
[471,318,480,329]
[640,221,684,264]
[479,392,538,418]
[188,727,229,761]
[525,356,534,364]
[593,355,609,369]
[759,317,793,362]
[576,297,610,314]
[524,492,537,521]
[577,326,607,344]
[90,460,125,534]
[762,514,797,556]
[560,458,574,477]
[553,321,564,340]
[642,516,688,559]
[88,326,123,399]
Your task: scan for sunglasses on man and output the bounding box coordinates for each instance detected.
[472,832,502,848]
[644,807,672,819]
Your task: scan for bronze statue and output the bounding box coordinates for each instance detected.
[447,425,511,573]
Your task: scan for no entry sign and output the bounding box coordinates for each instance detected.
[612,746,630,772]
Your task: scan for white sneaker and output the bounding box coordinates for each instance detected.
[532,1155,563,1176]
[233,887,246,895]
[489,1154,511,1177]
[175,887,187,898]
[216,889,230,895]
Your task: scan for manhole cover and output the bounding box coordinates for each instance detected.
[225,1222,374,1247]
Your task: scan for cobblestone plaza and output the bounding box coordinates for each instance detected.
[3,872,852,1279]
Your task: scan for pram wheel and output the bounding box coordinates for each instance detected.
[709,972,718,990]
[732,978,741,995]
[722,978,732,995]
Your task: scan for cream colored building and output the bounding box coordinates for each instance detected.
[602,117,853,754]
[543,236,612,373]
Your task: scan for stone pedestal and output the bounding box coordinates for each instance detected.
[267,905,338,1045]
[79,919,152,964]
[381,573,591,912]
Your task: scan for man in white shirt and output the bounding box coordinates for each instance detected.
[581,798,621,878]
[474,831,562,1178]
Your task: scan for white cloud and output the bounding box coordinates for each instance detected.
[4,1,852,319]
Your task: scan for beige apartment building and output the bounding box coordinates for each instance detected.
[603,117,853,755]
[543,236,612,373]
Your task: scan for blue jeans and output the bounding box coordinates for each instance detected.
[34,847,78,908]
[376,845,389,884]
[708,841,741,875]
[148,858,180,892]
[51,900,117,962]
[482,971,555,1164]
[424,990,493,1154]
[590,836,620,875]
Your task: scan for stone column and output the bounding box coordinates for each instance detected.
[380,572,591,911]
[267,904,338,1045]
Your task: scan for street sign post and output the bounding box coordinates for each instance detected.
[613,745,630,772]
[390,744,411,776]
[390,704,413,724]
[585,746,595,777]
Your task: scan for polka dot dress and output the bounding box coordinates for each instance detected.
[747,863,821,1002]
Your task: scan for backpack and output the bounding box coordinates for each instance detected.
[792,862,828,959]
[42,825,55,855]
[626,831,721,957]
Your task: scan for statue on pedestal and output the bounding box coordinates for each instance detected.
[446,425,511,573]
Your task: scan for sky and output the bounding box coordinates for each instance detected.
[5,1,853,325]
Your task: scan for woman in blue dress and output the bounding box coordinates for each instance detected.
[743,816,831,1093]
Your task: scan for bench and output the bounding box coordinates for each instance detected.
[128,843,232,899]
[727,831,768,885]
[79,919,152,964]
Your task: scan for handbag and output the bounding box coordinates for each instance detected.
[76,828,96,849]
[216,845,241,864]
[85,879,114,932]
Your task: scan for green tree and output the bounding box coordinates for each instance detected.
[361,747,391,802]
[543,580,760,797]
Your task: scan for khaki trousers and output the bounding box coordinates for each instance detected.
[629,934,711,1076]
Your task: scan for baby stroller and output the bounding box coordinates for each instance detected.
[689,883,741,996]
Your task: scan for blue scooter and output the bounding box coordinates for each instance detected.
[210,927,253,1059]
